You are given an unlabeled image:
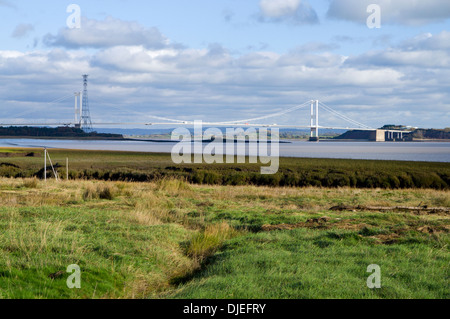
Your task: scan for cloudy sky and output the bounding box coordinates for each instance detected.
[1,0,450,128]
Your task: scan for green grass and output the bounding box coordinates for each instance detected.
[0,179,199,298]
[0,177,448,299]
[171,228,449,299]
[0,205,194,298]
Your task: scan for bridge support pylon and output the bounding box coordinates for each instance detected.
[74,92,81,128]
[309,100,319,141]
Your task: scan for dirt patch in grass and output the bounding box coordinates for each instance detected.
[261,215,449,245]
[368,233,402,245]
[416,225,450,234]
[330,204,450,216]
[261,216,371,232]
[261,216,335,231]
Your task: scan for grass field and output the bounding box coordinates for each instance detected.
[0,176,448,299]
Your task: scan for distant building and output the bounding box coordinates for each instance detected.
[336,129,410,142]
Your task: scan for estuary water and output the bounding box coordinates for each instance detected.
[0,138,449,163]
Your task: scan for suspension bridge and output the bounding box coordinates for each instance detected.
[0,76,409,142]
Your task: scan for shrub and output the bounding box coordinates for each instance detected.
[224,173,248,186]
[322,173,350,188]
[399,173,414,188]
[192,171,205,184]
[203,172,222,185]
[387,175,401,189]
[412,172,446,189]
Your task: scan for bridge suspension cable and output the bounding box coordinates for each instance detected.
[91,98,188,123]
[217,101,311,124]
[93,99,312,126]
[47,93,74,104]
[6,93,76,123]
[318,101,372,129]
[4,92,375,131]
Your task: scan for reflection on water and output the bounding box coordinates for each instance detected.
[0,138,449,162]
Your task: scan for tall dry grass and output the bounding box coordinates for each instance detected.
[186,222,242,262]
[83,183,116,200]
[155,178,192,194]
[1,177,449,211]
[21,177,39,189]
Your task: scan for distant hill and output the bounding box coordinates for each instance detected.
[95,128,175,135]
[334,130,373,140]
[0,126,124,139]
[411,128,450,140]
[95,127,346,139]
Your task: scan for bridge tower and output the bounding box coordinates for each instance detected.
[80,74,93,132]
[309,100,319,141]
[74,92,81,128]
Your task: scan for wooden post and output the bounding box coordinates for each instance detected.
[66,157,69,180]
[44,148,47,182]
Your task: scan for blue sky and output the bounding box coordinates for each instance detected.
[1,0,450,128]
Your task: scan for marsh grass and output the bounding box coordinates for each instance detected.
[21,177,39,189]
[0,148,448,189]
[186,222,242,262]
[0,177,448,299]
[156,177,192,194]
[83,183,116,200]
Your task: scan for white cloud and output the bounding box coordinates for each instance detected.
[258,0,318,25]
[11,24,34,38]
[327,0,450,25]
[345,31,450,69]
[350,50,450,69]
[260,0,301,18]
[401,31,450,51]
[43,16,170,49]
[1,29,450,127]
